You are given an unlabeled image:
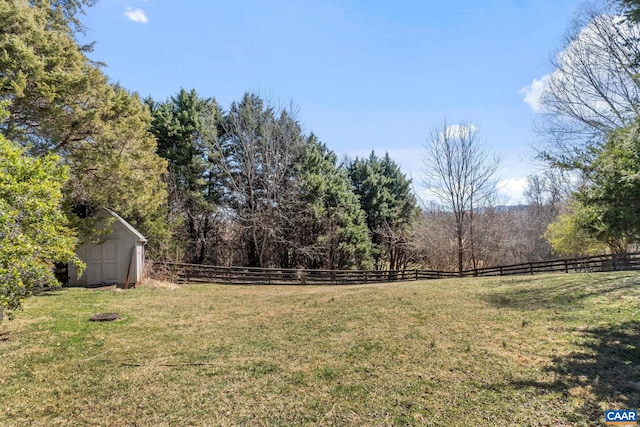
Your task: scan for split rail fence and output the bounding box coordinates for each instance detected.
[155,263,459,285]
[156,252,640,286]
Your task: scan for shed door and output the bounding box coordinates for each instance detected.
[89,240,119,285]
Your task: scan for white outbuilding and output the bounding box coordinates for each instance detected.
[68,209,147,288]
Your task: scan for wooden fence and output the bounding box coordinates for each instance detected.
[464,252,640,278]
[154,252,640,286]
[154,263,459,285]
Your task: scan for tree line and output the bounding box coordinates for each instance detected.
[146,90,417,271]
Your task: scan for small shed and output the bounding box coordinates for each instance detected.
[68,209,147,288]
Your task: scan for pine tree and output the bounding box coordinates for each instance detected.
[296,135,373,269]
[147,89,222,263]
[348,152,418,270]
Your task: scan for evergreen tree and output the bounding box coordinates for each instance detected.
[572,120,640,252]
[0,0,167,247]
[348,152,418,270]
[147,89,222,263]
[296,135,373,269]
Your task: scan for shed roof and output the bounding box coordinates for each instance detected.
[99,208,147,243]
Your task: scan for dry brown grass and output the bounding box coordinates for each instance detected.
[137,277,181,290]
[1,272,639,426]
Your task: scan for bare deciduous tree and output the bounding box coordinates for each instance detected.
[213,93,304,267]
[422,122,500,273]
[539,2,640,166]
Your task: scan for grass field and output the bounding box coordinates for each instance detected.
[1,272,639,426]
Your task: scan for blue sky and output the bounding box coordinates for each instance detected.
[80,0,586,204]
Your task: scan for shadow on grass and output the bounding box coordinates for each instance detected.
[484,273,639,311]
[511,321,640,424]
[33,288,64,297]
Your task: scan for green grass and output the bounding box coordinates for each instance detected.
[1,272,640,426]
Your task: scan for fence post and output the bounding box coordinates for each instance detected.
[564,260,568,274]
[530,263,533,275]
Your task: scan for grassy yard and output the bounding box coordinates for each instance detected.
[1,272,639,426]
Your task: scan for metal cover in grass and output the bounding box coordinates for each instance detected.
[89,312,121,322]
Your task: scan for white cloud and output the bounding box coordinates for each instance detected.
[521,13,640,119]
[124,7,148,24]
[417,177,528,208]
[497,177,528,205]
[442,123,478,140]
[519,74,550,113]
